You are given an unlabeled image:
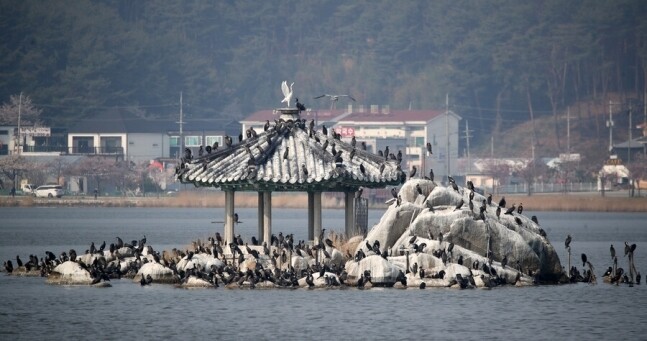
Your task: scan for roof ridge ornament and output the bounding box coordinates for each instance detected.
[281,80,294,108]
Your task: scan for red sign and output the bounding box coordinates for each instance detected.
[335,126,355,137]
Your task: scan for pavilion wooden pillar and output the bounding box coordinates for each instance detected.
[263,191,272,244]
[257,192,264,242]
[308,192,315,241]
[344,191,355,237]
[313,191,322,244]
[225,189,235,244]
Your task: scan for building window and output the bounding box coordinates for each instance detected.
[415,137,425,147]
[185,136,201,147]
[0,130,8,135]
[169,136,180,147]
[206,136,222,147]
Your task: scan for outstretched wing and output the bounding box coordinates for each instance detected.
[314,94,327,99]
[281,81,289,97]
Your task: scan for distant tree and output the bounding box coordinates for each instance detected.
[0,155,31,190]
[45,157,74,186]
[482,160,512,194]
[625,154,647,197]
[71,157,120,195]
[516,159,548,196]
[0,94,42,126]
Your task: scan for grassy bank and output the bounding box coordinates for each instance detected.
[0,191,645,212]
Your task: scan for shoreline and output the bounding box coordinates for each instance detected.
[1,191,646,212]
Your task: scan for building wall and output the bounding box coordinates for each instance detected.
[127,133,169,163]
[424,113,461,180]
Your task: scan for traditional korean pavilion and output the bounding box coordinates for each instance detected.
[179,108,402,244]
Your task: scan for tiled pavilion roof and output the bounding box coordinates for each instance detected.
[179,110,403,191]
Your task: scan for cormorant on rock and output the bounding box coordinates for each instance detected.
[454,199,464,211]
[501,255,508,269]
[409,166,417,178]
[487,194,492,205]
[283,147,289,160]
[581,253,587,267]
[429,169,434,182]
[498,196,506,208]
[504,204,516,215]
[264,120,270,131]
[416,184,423,196]
[517,203,523,214]
[531,215,539,224]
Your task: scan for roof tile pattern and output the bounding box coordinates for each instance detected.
[180,116,402,191]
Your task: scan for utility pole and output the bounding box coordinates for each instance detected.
[627,103,633,163]
[177,92,184,158]
[566,106,570,157]
[445,93,450,180]
[607,100,617,153]
[462,120,473,174]
[16,92,22,155]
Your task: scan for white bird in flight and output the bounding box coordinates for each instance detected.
[281,81,294,107]
[314,94,356,109]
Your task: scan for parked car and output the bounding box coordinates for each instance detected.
[21,183,37,195]
[34,185,64,198]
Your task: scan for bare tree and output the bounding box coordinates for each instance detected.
[625,154,647,197]
[0,94,42,125]
[517,160,548,196]
[0,155,32,190]
[71,156,120,195]
[482,159,511,194]
[45,157,74,186]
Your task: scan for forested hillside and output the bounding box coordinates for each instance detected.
[1,0,646,153]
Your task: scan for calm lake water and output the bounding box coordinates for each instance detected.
[1,207,646,340]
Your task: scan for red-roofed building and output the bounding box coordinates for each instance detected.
[241,104,461,179]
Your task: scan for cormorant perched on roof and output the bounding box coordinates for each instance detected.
[295,98,306,112]
[355,187,363,199]
[565,234,572,249]
[466,180,474,191]
[301,164,308,177]
[450,181,459,193]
